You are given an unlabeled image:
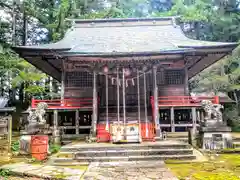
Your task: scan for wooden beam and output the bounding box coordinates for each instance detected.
[188,53,226,79]
[69,54,184,62]
[26,57,61,80]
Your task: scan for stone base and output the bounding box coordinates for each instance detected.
[199,122,233,150]
[19,135,31,154]
[19,135,51,155]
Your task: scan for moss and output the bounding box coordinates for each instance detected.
[65,165,88,171]
[166,154,240,180]
[54,173,68,179]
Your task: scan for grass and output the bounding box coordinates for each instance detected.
[166,153,240,180]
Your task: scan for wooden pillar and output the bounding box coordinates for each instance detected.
[75,110,79,135]
[184,65,189,95]
[105,74,109,131]
[143,72,149,137]
[192,107,197,132]
[117,67,120,124]
[91,70,98,137]
[152,66,160,137]
[200,110,205,122]
[53,110,60,144]
[53,110,58,129]
[122,68,126,126]
[137,69,141,141]
[8,113,12,158]
[61,70,65,101]
[170,107,175,132]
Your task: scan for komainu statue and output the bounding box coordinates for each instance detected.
[26,102,49,134]
[201,100,223,122]
[27,102,48,124]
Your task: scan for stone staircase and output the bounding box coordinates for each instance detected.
[164,132,189,143]
[50,141,196,166]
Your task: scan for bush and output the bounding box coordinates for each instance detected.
[49,144,61,154]
[11,141,20,152]
[0,169,10,178]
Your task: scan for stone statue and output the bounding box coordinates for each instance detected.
[27,102,48,124]
[25,102,49,134]
[201,100,223,122]
[212,104,224,122]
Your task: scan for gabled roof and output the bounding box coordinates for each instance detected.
[13,17,238,81]
[14,17,237,55]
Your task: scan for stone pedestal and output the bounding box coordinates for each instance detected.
[199,121,233,150]
[19,134,51,155]
[19,135,32,155]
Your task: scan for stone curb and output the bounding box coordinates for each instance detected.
[0,163,85,180]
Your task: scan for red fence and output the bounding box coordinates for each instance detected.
[31,98,98,109]
[151,96,219,107]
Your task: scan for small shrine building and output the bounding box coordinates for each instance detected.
[13,17,238,142]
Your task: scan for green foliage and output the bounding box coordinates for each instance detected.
[11,141,20,152]
[0,169,10,178]
[49,144,61,154]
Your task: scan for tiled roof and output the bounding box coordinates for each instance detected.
[14,17,238,55]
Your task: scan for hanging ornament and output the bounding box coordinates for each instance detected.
[125,68,131,76]
[103,65,108,74]
[111,78,115,85]
[132,79,135,86]
[142,66,147,72]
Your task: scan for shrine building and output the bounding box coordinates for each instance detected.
[13,17,238,142]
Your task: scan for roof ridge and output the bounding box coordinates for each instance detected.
[66,16,180,24]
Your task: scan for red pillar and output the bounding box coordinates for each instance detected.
[31,98,36,108]
[214,96,220,104]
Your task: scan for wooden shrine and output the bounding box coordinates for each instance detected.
[13,17,238,142]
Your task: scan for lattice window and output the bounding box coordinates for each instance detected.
[66,71,93,87]
[165,70,184,85]
[156,70,165,85]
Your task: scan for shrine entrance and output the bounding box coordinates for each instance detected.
[98,65,159,142]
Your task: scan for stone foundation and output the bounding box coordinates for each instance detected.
[199,122,233,150]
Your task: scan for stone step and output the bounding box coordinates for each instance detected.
[61,143,191,152]
[53,154,196,163]
[72,148,193,157]
[233,137,240,141]
[51,161,90,166]
[155,137,188,143]
[233,141,240,148]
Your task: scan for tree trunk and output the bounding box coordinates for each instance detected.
[233,90,239,115]
[19,83,24,105]
[22,9,28,46]
[195,21,200,40]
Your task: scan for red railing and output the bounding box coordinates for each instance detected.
[150,96,219,107]
[31,97,99,109]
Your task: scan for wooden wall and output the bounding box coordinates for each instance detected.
[63,64,188,103]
